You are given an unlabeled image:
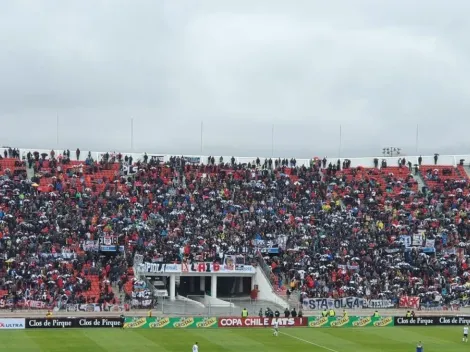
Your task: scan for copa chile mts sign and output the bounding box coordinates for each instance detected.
[218,317,307,328]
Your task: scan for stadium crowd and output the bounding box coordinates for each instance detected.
[0,148,470,311]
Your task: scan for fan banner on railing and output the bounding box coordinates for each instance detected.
[303,297,394,310]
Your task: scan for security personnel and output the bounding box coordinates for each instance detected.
[148,309,152,317]
[291,308,297,318]
[285,308,291,317]
[406,310,412,318]
[343,309,348,318]
[373,310,380,318]
[322,309,328,317]
[46,310,53,318]
[329,309,336,317]
[242,308,248,317]
[274,310,280,318]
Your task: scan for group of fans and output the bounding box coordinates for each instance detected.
[0,148,470,312]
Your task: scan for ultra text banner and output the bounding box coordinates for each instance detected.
[0,318,25,330]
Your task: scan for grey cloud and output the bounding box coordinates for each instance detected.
[0,0,469,158]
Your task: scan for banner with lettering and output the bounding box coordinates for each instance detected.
[308,316,394,328]
[302,297,394,310]
[399,235,411,248]
[412,234,423,246]
[0,299,53,309]
[180,262,256,274]
[137,263,182,274]
[123,317,218,329]
[183,156,201,164]
[398,296,420,309]
[425,239,435,248]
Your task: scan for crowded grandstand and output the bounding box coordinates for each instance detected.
[0,147,469,313]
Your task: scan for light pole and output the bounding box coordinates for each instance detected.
[382,147,401,157]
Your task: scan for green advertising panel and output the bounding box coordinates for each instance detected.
[124,317,218,329]
[308,316,394,328]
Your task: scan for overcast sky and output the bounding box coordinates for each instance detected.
[0,0,469,158]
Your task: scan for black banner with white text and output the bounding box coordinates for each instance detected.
[25,317,123,329]
[394,316,470,326]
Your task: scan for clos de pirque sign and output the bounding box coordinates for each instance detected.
[394,316,470,326]
[26,317,123,329]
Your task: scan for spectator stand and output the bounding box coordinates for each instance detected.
[1,147,470,316]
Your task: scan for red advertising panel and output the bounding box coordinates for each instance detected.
[218,317,307,328]
[399,296,420,309]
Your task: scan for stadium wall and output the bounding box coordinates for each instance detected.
[253,267,288,308]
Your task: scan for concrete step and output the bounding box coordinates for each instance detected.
[111,284,125,304]
[462,166,470,178]
[26,165,35,180]
[414,172,427,191]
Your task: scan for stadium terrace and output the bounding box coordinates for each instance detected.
[1,146,470,313]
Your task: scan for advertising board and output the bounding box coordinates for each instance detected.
[308,316,394,328]
[217,317,307,328]
[25,317,123,329]
[123,317,218,329]
[394,316,470,326]
[0,318,25,330]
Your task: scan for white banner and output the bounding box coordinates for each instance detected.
[181,262,256,274]
[138,262,256,275]
[412,234,423,246]
[400,235,411,248]
[65,303,102,312]
[0,318,25,329]
[131,299,152,307]
[148,154,165,163]
[303,297,394,310]
[425,239,435,248]
[338,264,359,271]
[137,263,181,274]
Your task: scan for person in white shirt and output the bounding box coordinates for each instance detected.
[192,342,199,352]
[273,319,279,337]
[463,325,469,342]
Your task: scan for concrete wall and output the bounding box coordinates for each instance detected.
[253,267,289,308]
